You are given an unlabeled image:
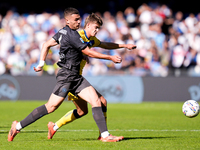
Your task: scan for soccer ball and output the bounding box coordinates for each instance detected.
[182,100,200,118]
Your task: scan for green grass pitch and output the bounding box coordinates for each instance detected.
[0,101,200,150]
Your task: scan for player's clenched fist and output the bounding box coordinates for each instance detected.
[111,55,122,63]
[34,60,45,72]
[34,66,43,72]
[125,44,137,50]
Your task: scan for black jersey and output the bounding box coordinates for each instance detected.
[53,25,87,73]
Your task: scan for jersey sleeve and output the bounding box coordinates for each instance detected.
[52,31,60,44]
[70,31,88,51]
[92,37,101,47]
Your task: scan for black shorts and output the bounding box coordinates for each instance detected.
[52,68,91,98]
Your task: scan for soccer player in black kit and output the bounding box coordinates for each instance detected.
[8,7,129,142]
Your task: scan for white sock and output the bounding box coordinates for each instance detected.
[101,131,110,138]
[53,124,59,131]
[16,122,22,131]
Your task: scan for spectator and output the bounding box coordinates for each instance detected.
[0,58,5,75]
[1,3,200,77]
[124,7,136,27]
[7,45,26,76]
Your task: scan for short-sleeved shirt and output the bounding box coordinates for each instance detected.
[67,30,102,100]
[52,25,91,98]
[78,29,101,48]
[53,25,88,74]
[78,29,101,75]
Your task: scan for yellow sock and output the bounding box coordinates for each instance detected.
[55,110,77,128]
[99,112,107,135]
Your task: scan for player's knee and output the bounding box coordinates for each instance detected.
[73,109,87,119]
[100,96,107,107]
[89,97,101,107]
[46,107,56,114]
[45,103,58,113]
[45,94,65,113]
[77,108,88,117]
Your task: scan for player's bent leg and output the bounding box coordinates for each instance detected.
[78,87,110,141]
[96,95,107,139]
[99,95,107,122]
[78,86,101,107]
[73,99,88,116]
[47,109,77,140]
[8,104,48,142]
[96,92,107,124]
[46,94,66,138]
[48,109,77,139]
[8,93,65,142]
[97,93,124,141]
[48,99,88,139]
[45,93,65,113]
[98,94,107,108]
[97,92,108,123]
[79,87,124,142]
[55,99,87,129]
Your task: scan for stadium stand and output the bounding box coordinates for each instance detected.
[0,3,200,77]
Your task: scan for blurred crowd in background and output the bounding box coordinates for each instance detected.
[1,3,200,77]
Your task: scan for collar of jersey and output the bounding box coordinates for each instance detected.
[65,25,76,31]
[84,29,90,40]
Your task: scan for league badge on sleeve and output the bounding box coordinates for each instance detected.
[80,38,84,43]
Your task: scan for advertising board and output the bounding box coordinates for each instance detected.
[0,75,199,103]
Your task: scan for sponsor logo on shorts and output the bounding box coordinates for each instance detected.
[62,88,67,93]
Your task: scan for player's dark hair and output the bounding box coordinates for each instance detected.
[64,7,80,18]
[84,13,103,28]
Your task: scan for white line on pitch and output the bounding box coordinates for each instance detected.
[1,129,200,132]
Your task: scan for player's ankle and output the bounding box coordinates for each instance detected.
[53,124,59,131]
[16,122,22,131]
[101,131,110,138]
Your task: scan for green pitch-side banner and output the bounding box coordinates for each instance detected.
[0,75,200,103]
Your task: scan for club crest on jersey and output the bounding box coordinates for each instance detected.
[80,38,84,43]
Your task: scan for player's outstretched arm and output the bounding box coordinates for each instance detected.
[82,47,122,63]
[34,38,58,72]
[99,42,137,50]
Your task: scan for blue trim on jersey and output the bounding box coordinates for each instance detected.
[84,29,89,40]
